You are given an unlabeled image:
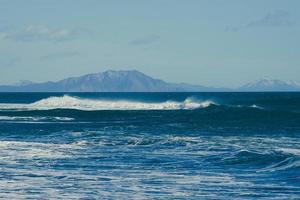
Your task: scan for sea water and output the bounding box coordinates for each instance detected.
[0,92,299,199]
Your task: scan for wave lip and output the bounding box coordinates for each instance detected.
[0,95,215,111]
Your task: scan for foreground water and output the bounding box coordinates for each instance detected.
[0,92,299,199]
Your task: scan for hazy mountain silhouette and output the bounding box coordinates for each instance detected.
[238,79,300,91]
[0,71,299,92]
[0,70,226,92]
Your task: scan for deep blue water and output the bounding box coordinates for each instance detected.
[0,92,299,199]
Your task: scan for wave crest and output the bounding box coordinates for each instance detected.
[0,95,215,111]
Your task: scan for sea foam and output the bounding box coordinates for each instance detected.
[0,95,215,111]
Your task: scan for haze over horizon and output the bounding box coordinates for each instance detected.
[1,69,300,92]
[1,0,300,87]
[4,69,300,89]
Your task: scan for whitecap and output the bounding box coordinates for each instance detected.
[0,116,74,121]
[0,95,215,111]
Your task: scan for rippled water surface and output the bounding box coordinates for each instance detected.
[0,92,299,199]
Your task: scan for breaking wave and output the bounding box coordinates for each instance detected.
[0,95,215,111]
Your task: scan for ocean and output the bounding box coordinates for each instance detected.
[0,92,299,199]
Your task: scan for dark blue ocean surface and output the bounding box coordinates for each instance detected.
[0,92,299,199]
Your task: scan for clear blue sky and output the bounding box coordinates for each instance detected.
[0,0,299,87]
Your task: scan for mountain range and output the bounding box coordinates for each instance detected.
[238,79,300,91]
[0,70,299,92]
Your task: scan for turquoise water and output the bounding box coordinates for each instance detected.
[0,92,299,199]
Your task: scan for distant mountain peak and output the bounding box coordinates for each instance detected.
[0,70,224,92]
[101,70,149,78]
[238,79,300,91]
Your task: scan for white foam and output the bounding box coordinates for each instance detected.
[234,104,264,110]
[0,116,74,121]
[0,140,81,161]
[279,148,300,156]
[0,95,215,111]
[250,104,264,109]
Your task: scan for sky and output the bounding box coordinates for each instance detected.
[0,0,299,88]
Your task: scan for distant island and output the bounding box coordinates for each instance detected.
[0,70,299,92]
